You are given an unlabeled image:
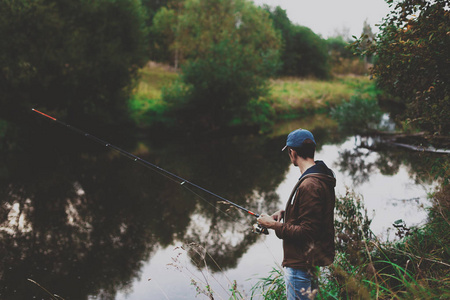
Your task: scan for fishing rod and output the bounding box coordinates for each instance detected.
[32,108,268,235]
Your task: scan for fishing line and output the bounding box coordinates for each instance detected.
[178,180,253,230]
[32,108,267,234]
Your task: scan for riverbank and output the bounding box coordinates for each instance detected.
[268,75,375,117]
[128,63,376,128]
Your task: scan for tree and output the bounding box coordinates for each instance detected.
[355,0,449,135]
[264,5,330,79]
[360,19,375,64]
[157,0,281,131]
[141,0,168,22]
[145,0,187,65]
[286,25,330,78]
[326,33,368,76]
[0,0,149,127]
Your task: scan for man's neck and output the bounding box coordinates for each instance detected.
[298,158,315,175]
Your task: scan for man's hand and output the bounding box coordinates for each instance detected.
[271,210,284,222]
[257,210,284,229]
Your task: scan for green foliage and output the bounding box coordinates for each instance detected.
[330,83,384,134]
[264,6,330,79]
[430,157,450,185]
[326,36,367,75]
[287,25,330,79]
[318,182,450,299]
[270,76,374,116]
[128,94,171,128]
[326,36,354,60]
[238,96,276,132]
[131,66,374,128]
[154,0,281,131]
[128,63,178,127]
[0,0,149,126]
[148,5,178,64]
[250,267,286,300]
[141,0,171,62]
[141,0,168,22]
[334,190,373,258]
[354,0,450,135]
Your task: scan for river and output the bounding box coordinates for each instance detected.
[0,115,439,299]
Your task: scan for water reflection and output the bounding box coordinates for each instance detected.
[336,135,437,186]
[0,117,444,299]
[0,120,289,299]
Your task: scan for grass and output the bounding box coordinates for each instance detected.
[268,76,375,116]
[128,63,376,128]
[129,63,178,127]
[134,62,179,99]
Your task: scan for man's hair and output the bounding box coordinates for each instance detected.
[290,139,316,159]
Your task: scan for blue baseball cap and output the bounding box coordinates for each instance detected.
[282,129,316,151]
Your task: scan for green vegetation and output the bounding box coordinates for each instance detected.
[0,0,149,126]
[264,5,330,79]
[151,0,281,131]
[1,0,366,132]
[128,63,178,128]
[326,36,368,75]
[270,76,374,117]
[128,63,377,129]
[354,0,449,136]
[250,267,286,299]
[320,185,449,299]
[330,83,383,135]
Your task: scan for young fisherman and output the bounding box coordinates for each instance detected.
[258,129,336,300]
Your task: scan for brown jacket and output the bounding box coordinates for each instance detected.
[273,164,336,269]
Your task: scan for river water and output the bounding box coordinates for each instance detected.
[0,115,439,299]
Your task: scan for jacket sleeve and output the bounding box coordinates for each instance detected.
[273,179,323,242]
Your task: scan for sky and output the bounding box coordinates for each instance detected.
[252,0,393,39]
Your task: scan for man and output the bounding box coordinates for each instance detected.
[257,128,336,300]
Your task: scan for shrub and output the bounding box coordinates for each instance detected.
[330,84,383,135]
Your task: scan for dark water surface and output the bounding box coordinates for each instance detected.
[0,116,439,299]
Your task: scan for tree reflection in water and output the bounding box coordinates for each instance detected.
[336,135,438,187]
[0,121,288,299]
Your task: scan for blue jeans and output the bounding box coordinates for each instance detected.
[284,267,318,300]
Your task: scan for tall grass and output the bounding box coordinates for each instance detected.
[251,184,450,299]
[269,76,375,117]
[250,267,286,299]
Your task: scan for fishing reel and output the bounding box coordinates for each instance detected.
[252,223,269,235]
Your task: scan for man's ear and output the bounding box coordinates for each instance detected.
[290,148,298,158]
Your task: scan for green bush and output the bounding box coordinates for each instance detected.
[330,84,383,135]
